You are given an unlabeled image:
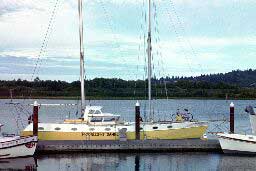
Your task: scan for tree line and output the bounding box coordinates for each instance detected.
[0,69,256,99]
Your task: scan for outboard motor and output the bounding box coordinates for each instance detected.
[245,105,256,135]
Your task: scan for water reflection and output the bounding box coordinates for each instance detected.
[135,155,140,171]
[218,155,256,171]
[0,157,37,171]
[36,153,220,171]
[1,153,256,171]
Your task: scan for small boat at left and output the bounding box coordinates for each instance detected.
[0,124,38,159]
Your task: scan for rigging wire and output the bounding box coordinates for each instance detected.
[30,0,61,81]
[9,104,22,134]
[98,0,135,79]
[154,0,169,100]
[135,0,147,99]
[152,0,169,119]
[168,0,204,76]
[164,0,193,75]
[35,0,63,79]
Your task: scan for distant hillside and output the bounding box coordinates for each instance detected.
[163,69,256,87]
[0,69,256,99]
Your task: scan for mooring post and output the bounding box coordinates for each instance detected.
[230,102,234,133]
[33,101,39,136]
[135,101,140,140]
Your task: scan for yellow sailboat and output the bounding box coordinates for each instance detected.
[21,0,208,140]
[22,104,208,140]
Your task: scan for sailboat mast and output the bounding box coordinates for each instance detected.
[147,0,152,121]
[78,0,85,112]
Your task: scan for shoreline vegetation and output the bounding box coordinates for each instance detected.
[0,96,255,100]
[1,69,256,100]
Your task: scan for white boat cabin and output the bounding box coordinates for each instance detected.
[64,106,121,125]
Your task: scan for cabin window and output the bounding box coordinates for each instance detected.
[88,110,95,114]
[105,128,111,131]
[152,126,158,130]
[249,136,254,140]
[89,128,95,131]
[71,128,77,131]
[167,125,172,129]
[103,117,115,122]
[38,127,44,130]
[55,127,61,131]
[94,110,101,114]
[91,117,103,122]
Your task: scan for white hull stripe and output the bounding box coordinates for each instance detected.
[219,136,256,144]
[0,141,38,150]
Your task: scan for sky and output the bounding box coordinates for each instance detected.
[1,0,256,82]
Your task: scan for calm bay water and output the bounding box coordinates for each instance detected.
[0,99,256,171]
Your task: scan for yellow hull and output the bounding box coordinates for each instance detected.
[21,126,207,140]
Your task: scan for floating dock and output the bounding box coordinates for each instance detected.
[36,139,221,153]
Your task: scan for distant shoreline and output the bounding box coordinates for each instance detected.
[0,96,255,100]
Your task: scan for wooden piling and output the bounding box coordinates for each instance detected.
[230,102,234,133]
[33,101,39,136]
[135,101,140,140]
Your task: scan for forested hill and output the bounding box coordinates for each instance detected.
[167,69,256,87]
[0,69,256,99]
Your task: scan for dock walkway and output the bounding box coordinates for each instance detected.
[37,139,221,153]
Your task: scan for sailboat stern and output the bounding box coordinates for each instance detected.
[126,122,208,140]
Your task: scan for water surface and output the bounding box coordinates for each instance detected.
[0,99,256,170]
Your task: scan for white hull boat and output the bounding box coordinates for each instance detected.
[0,135,38,159]
[0,123,37,159]
[217,105,256,154]
[218,133,256,154]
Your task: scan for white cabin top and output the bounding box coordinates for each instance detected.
[84,106,103,115]
[84,106,120,117]
[80,106,120,125]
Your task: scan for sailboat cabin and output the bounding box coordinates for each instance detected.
[64,106,121,125]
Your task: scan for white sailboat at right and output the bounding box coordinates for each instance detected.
[218,104,256,154]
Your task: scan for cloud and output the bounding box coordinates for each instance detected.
[1,0,256,81]
[1,33,256,80]
[0,1,47,17]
